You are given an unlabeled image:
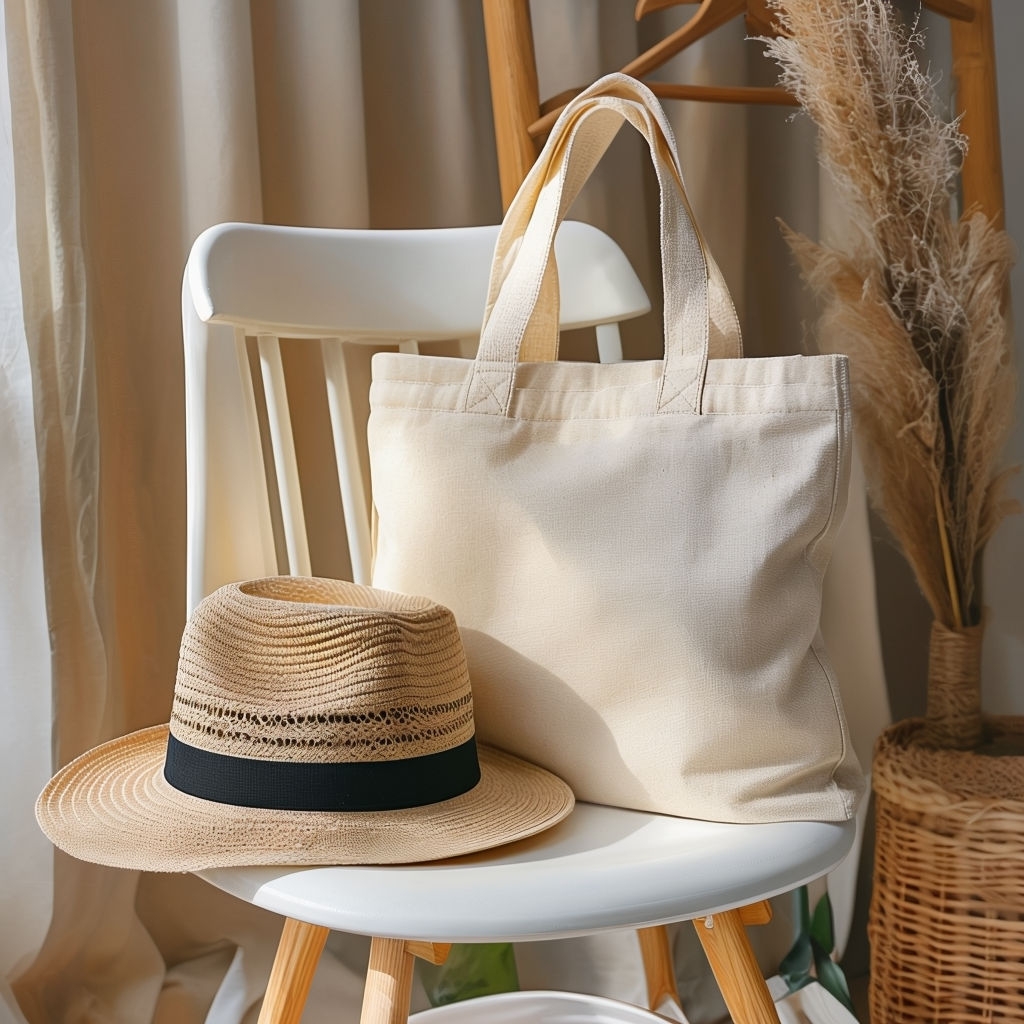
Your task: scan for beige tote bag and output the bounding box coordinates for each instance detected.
[369,74,863,823]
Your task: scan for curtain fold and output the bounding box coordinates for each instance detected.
[8,1,1001,1021]
[251,0,367,228]
[176,0,264,235]
[2,1,123,1021]
[0,2,52,1016]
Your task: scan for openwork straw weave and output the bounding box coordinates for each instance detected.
[870,716,1024,1023]
[172,576,475,763]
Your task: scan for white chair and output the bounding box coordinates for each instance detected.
[181,221,855,1024]
[183,220,640,603]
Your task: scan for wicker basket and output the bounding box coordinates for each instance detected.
[870,715,1024,1022]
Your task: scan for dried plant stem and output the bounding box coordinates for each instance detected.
[765,0,1018,743]
[933,484,962,630]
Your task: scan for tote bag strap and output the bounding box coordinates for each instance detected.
[464,75,740,419]
[469,87,710,416]
[524,98,742,366]
[489,78,741,368]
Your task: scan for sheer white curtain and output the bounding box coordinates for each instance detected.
[0,5,53,1020]
[1,0,112,1020]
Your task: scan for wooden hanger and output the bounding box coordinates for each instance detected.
[638,0,975,26]
[530,0,983,142]
[528,0,796,143]
[919,0,975,19]
[483,0,1002,221]
[632,0,750,54]
[635,0,774,35]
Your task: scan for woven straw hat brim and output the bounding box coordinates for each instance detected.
[36,725,575,872]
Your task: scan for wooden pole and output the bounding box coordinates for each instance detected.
[951,0,1005,227]
[482,0,541,210]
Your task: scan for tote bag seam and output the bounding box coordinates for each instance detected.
[803,410,844,564]
[802,356,850,567]
[371,401,844,422]
[514,383,842,398]
[374,378,838,392]
[801,375,855,818]
[374,377,845,411]
[374,377,844,398]
[374,372,843,394]
[808,637,857,818]
[703,381,840,392]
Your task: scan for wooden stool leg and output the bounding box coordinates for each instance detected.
[637,925,682,1013]
[694,908,780,1024]
[357,939,450,1024]
[257,918,330,1024]
[360,938,417,1024]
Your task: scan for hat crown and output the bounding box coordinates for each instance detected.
[170,578,475,764]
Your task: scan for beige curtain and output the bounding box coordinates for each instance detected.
[13,0,1023,1021]
[981,3,1024,719]
[0,2,56,1019]
[6,2,507,1020]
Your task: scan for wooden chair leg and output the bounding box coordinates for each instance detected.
[360,938,415,1024]
[257,918,330,1024]
[694,907,780,1024]
[638,904,772,1017]
[359,938,452,1024]
[637,925,682,1013]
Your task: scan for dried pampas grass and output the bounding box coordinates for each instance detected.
[764,0,1017,631]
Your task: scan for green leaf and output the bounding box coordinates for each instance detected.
[812,940,856,1016]
[778,931,813,992]
[419,943,519,1007]
[810,892,835,953]
[786,974,816,996]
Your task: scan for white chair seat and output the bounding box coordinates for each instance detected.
[199,803,854,943]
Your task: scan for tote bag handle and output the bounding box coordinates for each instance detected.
[487,75,741,368]
[463,75,741,418]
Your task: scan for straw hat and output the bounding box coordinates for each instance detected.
[36,577,574,871]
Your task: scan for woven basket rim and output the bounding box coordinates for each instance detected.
[873,716,1024,809]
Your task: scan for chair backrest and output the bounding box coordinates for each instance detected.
[182,220,649,612]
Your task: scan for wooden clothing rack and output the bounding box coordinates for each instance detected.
[483,0,1006,225]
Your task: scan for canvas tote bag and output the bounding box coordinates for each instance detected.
[368,74,863,823]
